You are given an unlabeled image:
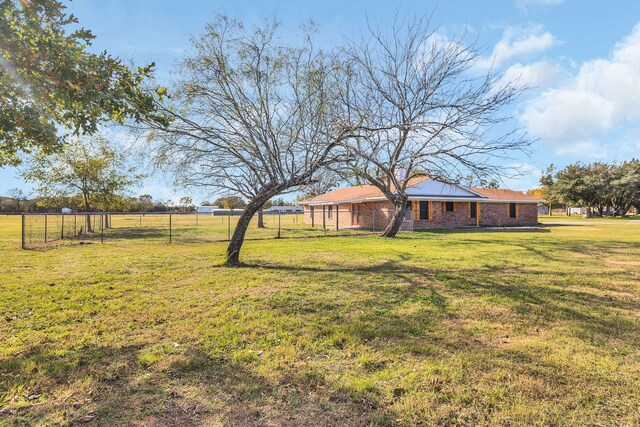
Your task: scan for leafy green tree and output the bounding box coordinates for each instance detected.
[179,196,193,212]
[213,196,246,211]
[0,0,159,166]
[135,194,154,212]
[7,187,29,211]
[552,162,612,217]
[22,135,143,230]
[609,159,640,216]
[539,164,564,215]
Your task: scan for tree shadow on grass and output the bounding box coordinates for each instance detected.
[244,250,640,347]
[0,341,383,426]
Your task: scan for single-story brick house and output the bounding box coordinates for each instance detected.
[300,177,543,230]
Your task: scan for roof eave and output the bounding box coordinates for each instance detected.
[303,196,544,205]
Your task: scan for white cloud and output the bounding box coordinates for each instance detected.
[476,26,557,71]
[521,22,640,156]
[502,60,567,88]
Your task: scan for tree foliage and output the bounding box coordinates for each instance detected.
[7,186,28,211]
[0,0,159,166]
[22,135,143,213]
[542,160,640,216]
[212,196,246,210]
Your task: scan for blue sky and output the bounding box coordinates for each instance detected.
[3,0,640,202]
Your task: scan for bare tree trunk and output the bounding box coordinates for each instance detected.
[104,205,110,228]
[257,210,265,228]
[226,194,271,266]
[381,199,408,237]
[83,193,93,233]
[85,214,93,233]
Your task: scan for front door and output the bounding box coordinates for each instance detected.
[351,203,361,226]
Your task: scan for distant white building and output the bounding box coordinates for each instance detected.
[196,206,222,214]
[263,205,303,214]
[569,207,586,215]
[61,207,72,214]
[196,206,243,215]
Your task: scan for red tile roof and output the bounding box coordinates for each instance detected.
[470,188,541,201]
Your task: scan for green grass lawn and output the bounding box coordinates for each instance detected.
[540,214,640,222]
[20,212,375,249]
[1,215,639,426]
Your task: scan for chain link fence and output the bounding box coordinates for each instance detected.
[21,210,409,249]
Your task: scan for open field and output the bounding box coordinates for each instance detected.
[539,214,640,223]
[1,215,640,426]
[19,212,378,249]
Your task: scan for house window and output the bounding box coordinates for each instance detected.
[509,203,517,218]
[420,201,429,220]
[444,201,454,212]
[469,202,477,219]
[328,205,333,219]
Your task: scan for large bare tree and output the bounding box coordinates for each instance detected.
[340,16,530,237]
[145,16,351,265]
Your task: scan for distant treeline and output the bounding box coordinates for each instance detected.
[0,194,297,213]
[0,194,188,213]
[540,160,640,217]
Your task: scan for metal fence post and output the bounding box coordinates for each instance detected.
[74,214,77,237]
[227,213,231,240]
[372,211,375,232]
[323,207,326,236]
[100,213,104,243]
[139,213,142,228]
[21,213,25,249]
[44,214,48,243]
[61,213,65,239]
[277,212,281,239]
[169,213,172,243]
[196,210,199,226]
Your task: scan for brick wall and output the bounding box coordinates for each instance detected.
[412,201,477,229]
[478,202,538,226]
[304,200,538,229]
[303,201,393,230]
